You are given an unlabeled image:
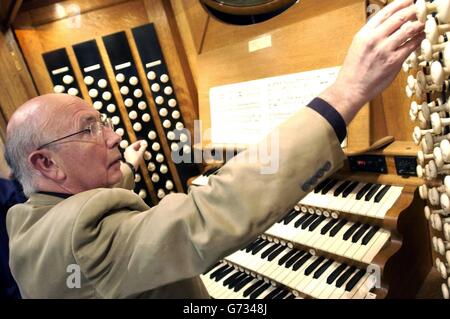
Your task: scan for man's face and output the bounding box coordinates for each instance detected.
[52,99,123,192]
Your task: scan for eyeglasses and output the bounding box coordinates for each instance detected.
[36,114,114,150]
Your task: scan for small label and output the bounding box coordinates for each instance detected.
[52,66,69,75]
[248,35,272,52]
[146,60,162,68]
[84,64,100,73]
[115,62,131,70]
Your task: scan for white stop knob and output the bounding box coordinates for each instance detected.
[138,101,147,110]
[133,122,142,131]
[116,73,125,83]
[142,113,151,122]
[53,85,65,93]
[107,104,116,113]
[147,71,156,80]
[63,75,74,84]
[98,79,107,88]
[93,101,103,110]
[84,76,94,85]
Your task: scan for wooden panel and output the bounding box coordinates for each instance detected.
[14,0,128,26]
[0,137,10,178]
[195,0,366,145]
[0,28,37,124]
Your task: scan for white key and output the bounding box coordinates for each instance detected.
[352,229,382,261]
[309,262,341,298]
[304,261,340,296]
[328,267,358,299]
[321,221,354,252]
[343,225,371,258]
[361,229,390,263]
[341,272,370,299]
[351,274,377,299]
[375,186,403,218]
[317,265,350,299]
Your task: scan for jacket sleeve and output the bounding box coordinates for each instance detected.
[71,106,346,298]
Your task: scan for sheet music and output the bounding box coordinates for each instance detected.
[209,66,341,144]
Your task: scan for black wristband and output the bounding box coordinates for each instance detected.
[125,161,137,174]
[307,97,347,143]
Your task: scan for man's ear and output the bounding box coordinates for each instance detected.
[28,150,66,181]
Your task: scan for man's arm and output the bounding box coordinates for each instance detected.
[72,106,345,297]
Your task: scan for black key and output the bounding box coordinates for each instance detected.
[351,224,371,243]
[309,215,327,231]
[204,261,221,275]
[261,243,281,259]
[281,210,296,223]
[292,253,312,271]
[342,181,359,198]
[374,185,391,203]
[314,178,332,193]
[278,249,298,266]
[264,287,284,299]
[285,251,306,268]
[335,266,357,288]
[284,211,300,225]
[243,280,264,297]
[224,271,244,287]
[210,264,229,279]
[267,246,287,261]
[320,218,339,235]
[234,275,255,292]
[326,264,347,284]
[355,183,373,200]
[333,180,352,197]
[249,283,271,299]
[345,269,366,291]
[285,293,296,299]
[321,179,339,194]
[364,184,382,201]
[215,266,235,282]
[252,241,271,255]
[274,289,291,299]
[329,219,347,237]
[313,259,333,279]
[294,213,311,228]
[301,214,319,230]
[245,238,263,252]
[343,223,361,241]
[304,256,325,276]
[229,273,250,289]
[361,226,380,245]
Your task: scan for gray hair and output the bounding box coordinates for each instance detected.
[4,119,45,196]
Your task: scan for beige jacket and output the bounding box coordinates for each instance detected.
[7,107,345,298]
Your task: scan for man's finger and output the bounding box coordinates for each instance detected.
[394,30,426,63]
[386,19,425,51]
[377,5,419,38]
[367,0,413,29]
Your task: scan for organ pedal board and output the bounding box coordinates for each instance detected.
[196,141,431,299]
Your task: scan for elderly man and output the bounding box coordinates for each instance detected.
[5,0,424,298]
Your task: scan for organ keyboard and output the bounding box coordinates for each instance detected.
[195,141,432,299]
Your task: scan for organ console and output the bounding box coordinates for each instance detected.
[195,142,431,299]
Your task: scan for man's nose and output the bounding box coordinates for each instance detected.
[104,127,121,148]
